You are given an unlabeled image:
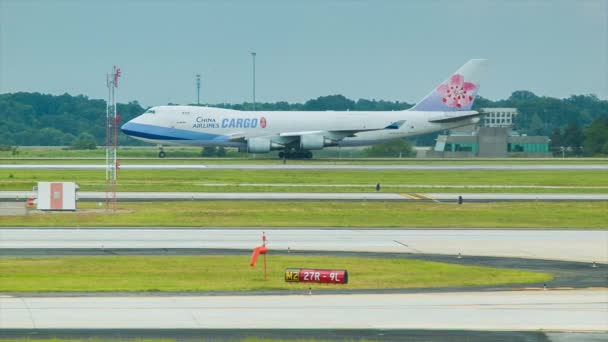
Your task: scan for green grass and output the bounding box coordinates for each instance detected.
[1,201,606,228]
[0,339,371,342]
[1,169,607,193]
[0,340,178,342]
[0,255,552,292]
[0,340,369,342]
[2,146,607,162]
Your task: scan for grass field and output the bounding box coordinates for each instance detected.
[2,146,608,162]
[1,169,607,193]
[0,339,369,342]
[0,339,363,342]
[0,255,551,292]
[1,201,606,228]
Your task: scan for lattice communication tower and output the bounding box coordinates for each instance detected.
[105,66,121,210]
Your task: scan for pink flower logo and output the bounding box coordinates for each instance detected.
[436,74,476,108]
[260,117,267,128]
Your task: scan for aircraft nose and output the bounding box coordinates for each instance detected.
[120,120,136,136]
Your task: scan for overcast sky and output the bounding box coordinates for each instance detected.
[1,0,606,107]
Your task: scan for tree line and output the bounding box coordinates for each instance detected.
[0,91,606,155]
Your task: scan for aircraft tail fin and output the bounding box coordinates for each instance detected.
[410,59,488,112]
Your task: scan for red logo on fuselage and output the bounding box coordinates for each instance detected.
[260,117,267,128]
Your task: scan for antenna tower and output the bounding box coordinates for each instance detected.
[105,66,121,211]
[196,74,201,105]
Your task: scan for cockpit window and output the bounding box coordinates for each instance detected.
[144,109,156,114]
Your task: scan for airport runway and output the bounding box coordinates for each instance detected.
[2,190,608,202]
[6,329,605,342]
[2,290,606,331]
[1,163,608,170]
[2,229,606,263]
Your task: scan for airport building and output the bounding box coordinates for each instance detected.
[426,108,551,158]
[481,108,518,127]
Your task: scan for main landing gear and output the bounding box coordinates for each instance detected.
[278,150,313,159]
[158,145,166,158]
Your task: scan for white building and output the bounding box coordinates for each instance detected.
[481,108,518,127]
[35,182,78,211]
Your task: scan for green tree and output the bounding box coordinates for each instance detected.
[550,128,563,153]
[528,114,545,135]
[36,127,68,146]
[70,133,97,150]
[364,139,415,158]
[562,121,584,155]
[303,95,355,111]
[1,91,607,149]
[217,146,227,157]
[201,146,217,157]
[583,117,608,156]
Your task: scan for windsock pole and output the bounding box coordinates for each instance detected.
[249,232,269,281]
[263,231,267,281]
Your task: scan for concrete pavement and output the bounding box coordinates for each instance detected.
[2,290,606,331]
[2,228,606,263]
[2,163,607,170]
[2,190,608,202]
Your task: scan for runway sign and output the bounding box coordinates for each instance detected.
[284,268,348,284]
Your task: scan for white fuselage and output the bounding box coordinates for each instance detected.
[122,105,478,149]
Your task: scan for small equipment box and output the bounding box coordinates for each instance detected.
[36,182,78,211]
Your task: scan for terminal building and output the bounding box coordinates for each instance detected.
[426,108,551,158]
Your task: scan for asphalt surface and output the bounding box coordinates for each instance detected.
[2,329,606,342]
[3,190,608,202]
[3,228,606,263]
[2,163,608,170]
[2,290,606,331]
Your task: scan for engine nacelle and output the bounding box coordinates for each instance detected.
[247,137,283,153]
[300,134,334,150]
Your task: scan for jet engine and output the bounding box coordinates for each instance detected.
[247,137,283,153]
[299,135,336,150]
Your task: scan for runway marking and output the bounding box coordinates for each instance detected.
[393,240,424,253]
[401,193,436,201]
[401,193,423,200]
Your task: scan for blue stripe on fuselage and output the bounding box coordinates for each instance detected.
[121,122,228,141]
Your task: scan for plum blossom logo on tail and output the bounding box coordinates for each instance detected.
[260,117,267,128]
[436,74,476,108]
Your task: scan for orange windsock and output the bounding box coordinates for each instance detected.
[250,245,268,267]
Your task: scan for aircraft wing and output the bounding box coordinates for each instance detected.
[227,132,247,141]
[278,121,405,139]
[427,111,480,123]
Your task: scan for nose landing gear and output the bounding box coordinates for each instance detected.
[158,145,166,158]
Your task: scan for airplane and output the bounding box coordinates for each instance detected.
[121,59,488,158]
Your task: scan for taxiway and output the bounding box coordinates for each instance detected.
[2,190,608,202]
[1,163,608,171]
[2,228,606,263]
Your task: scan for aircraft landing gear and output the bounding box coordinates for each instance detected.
[158,145,166,158]
[278,150,313,159]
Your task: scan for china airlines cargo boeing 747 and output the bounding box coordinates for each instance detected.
[121,59,488,158]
